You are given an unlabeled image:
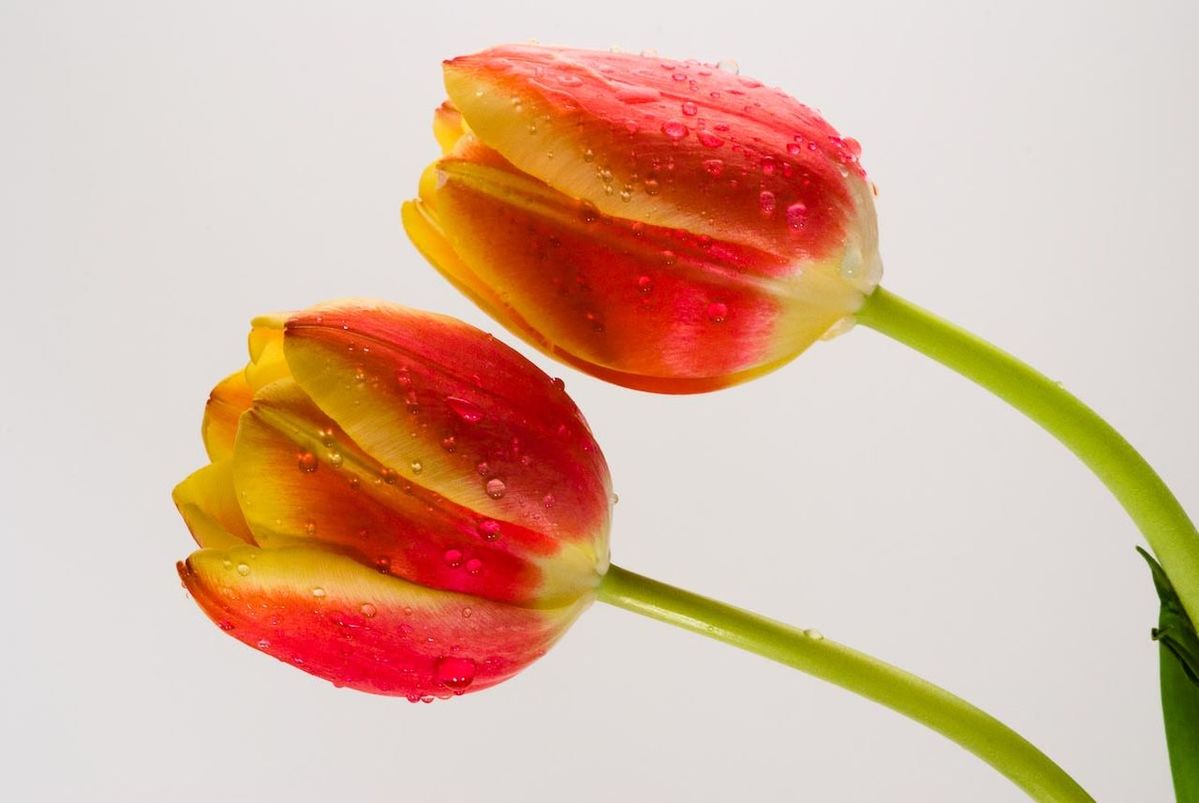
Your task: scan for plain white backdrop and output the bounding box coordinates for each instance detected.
[2,1,1196,800]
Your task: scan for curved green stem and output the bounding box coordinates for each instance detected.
[599,564,1092,802]
[855,286,1199,630]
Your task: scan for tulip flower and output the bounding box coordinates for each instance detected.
[402,44,880,394]
[404,45,1199,795]
[174,300,612,699]
[174,301,1089,800]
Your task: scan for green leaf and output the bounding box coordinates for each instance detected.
[1138,547,1199,803]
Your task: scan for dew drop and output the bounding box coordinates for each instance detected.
[759,190,776,215]
[381,467,397,484]
[311,587,326,599]
[661,121,689,141]
[551,377,566,391]
[297,451,318,473]
[478,519,502,541]
[256,639,271,649]
[697,132,724,149]
[446,396,484,423]
[578,200,600,223]
[435,656,477,690]
[328,452,343,468]
[681,101,698,116]
[485,478,507,499]
[760,156,777,176]
[785,202,808,229]
[556,73,583,87]
[440,435,457,452]
[643,178,660,195]
[319,427,336,447]
[462,607,472,618]
[443,549,463,568]
[716,59,739,74]
[236,563,250,576]
[360,603,377,618]
[465,558,483,575]
[786,142,802,156]
[706,302,728,323]
[702,158,725,176]
[637,275,654,294]
[218,620,235,631]
[410,460,423,474]
[542,493,556,509]
[804,628,824,641]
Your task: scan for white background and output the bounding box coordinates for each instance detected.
[2,1,1196,800]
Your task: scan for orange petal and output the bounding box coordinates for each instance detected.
[202,371,254,462]
[433,101,468,154]
[172,460,255,548]
[442,44,880,282]
[409,139,862,392]
[282,302,612,561]
[180,544,588,698]
[231,377,597,605]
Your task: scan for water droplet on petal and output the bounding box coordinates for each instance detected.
[804,629,824,641]
[706,302,728,323]
[236,563,250,576]
[297,452,318,473]
[485,478,507,499]
[542,493,556,509]
[661,121,689,141]
[435,656,477,690]
[637,275,654,294]
[703,158,725,176]
[446,397,485,423]
[360,603,377,618]
[578,200,599,223]
[759,190,776,215]
[465,558,483,575]
[681,101,698,116]
[716,59,739,74]
[478,519,502,541]
[556,73,583,86]
[311,587,326,599]
[443,549,463,568]
[643,178,660,195]
[697,132,724,149]
[786,202,808,229]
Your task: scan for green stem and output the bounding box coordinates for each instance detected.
[855,286,1199,630]
[598,564,1092,802]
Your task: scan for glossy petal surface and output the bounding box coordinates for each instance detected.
[405,45,882,392]
[282,301,611,560]
[409,137,861,391]
[180,544,587,698]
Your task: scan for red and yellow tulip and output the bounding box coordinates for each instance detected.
[403,44,882,393]
[173,301,612,700]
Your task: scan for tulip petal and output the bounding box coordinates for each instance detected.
[202,371,254,462]
[281,302,612,561]
[231,377,598,605]
[433,101,469,154]
[408,139,861,392]
[172,460,255,548]
[245,314,291,392]
[179,544,588,697]
[442,45,880,284]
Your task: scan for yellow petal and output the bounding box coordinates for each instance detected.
[172,460,255,548]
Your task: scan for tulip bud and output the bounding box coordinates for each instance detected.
[403,44,882,393]
[173,301,612,699]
